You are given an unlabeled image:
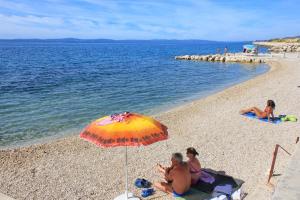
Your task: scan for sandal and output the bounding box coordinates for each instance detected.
[135,178,151,188]
[141,188,154,198]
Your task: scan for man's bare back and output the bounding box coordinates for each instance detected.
[155,153,191,196]
[169,162,191,194]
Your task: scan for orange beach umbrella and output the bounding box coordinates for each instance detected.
[80,112,168,200]
[80,112,168,147]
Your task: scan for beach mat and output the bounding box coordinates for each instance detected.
[242,112,281,124]
[176,170,243,200]
[192,171,238,193]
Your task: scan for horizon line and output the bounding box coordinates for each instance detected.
[0,38,257,43]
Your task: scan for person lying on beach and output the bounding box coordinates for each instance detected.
[154,153,191,197]
[186,147,202,185]
[239,99,275,122]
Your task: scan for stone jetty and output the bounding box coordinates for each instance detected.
[175,53,266,63]
[254,41,300,53]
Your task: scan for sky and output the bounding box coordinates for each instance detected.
[0,0,299,41]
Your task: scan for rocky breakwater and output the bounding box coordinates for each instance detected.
[175,53,266,63]
[254,42,300,53]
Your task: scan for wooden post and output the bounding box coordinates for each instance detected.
[267,144,291,184]
[267,144,279,183]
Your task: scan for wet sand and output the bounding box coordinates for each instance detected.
[1,57,300,200]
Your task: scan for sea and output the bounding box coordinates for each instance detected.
[0,40,269,148]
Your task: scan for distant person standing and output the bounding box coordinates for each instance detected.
[224,47,228,55]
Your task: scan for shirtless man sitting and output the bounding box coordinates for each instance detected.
[154,153,191,197]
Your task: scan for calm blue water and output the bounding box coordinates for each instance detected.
[0,40,268,148]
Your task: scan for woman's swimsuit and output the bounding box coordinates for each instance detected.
[188,161,201,184]
[190,164,201,174]
[261,107,273,118]
[262,108,268,117]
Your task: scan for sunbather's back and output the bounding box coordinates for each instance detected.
[170,162,191,194]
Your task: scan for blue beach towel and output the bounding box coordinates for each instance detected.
[242,112,281,124]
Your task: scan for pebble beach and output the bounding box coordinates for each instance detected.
[1,56,300,200]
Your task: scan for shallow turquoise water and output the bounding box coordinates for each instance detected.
[0,40,269,147]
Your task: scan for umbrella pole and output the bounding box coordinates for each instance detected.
[125,146,128,200]
[115,147,139,200]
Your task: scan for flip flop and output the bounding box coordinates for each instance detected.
[135,178,143,188]
[141,188,154,198]
[135,178,151,188]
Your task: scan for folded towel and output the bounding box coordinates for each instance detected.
[200,171,215,184]
[212,184,233,199]
[280,115,297,122]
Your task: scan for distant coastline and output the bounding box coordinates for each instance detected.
[0,38,251,43]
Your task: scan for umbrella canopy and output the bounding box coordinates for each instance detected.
[79,112,168,200]
[80,112,168,147]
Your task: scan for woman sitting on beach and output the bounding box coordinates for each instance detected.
[186,147,202,185]
[239,99,275,122]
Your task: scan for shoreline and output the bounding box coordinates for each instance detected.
[1,56,300,199]
[153,63,270,118]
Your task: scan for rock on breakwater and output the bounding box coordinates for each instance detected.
[175,53,266,63]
